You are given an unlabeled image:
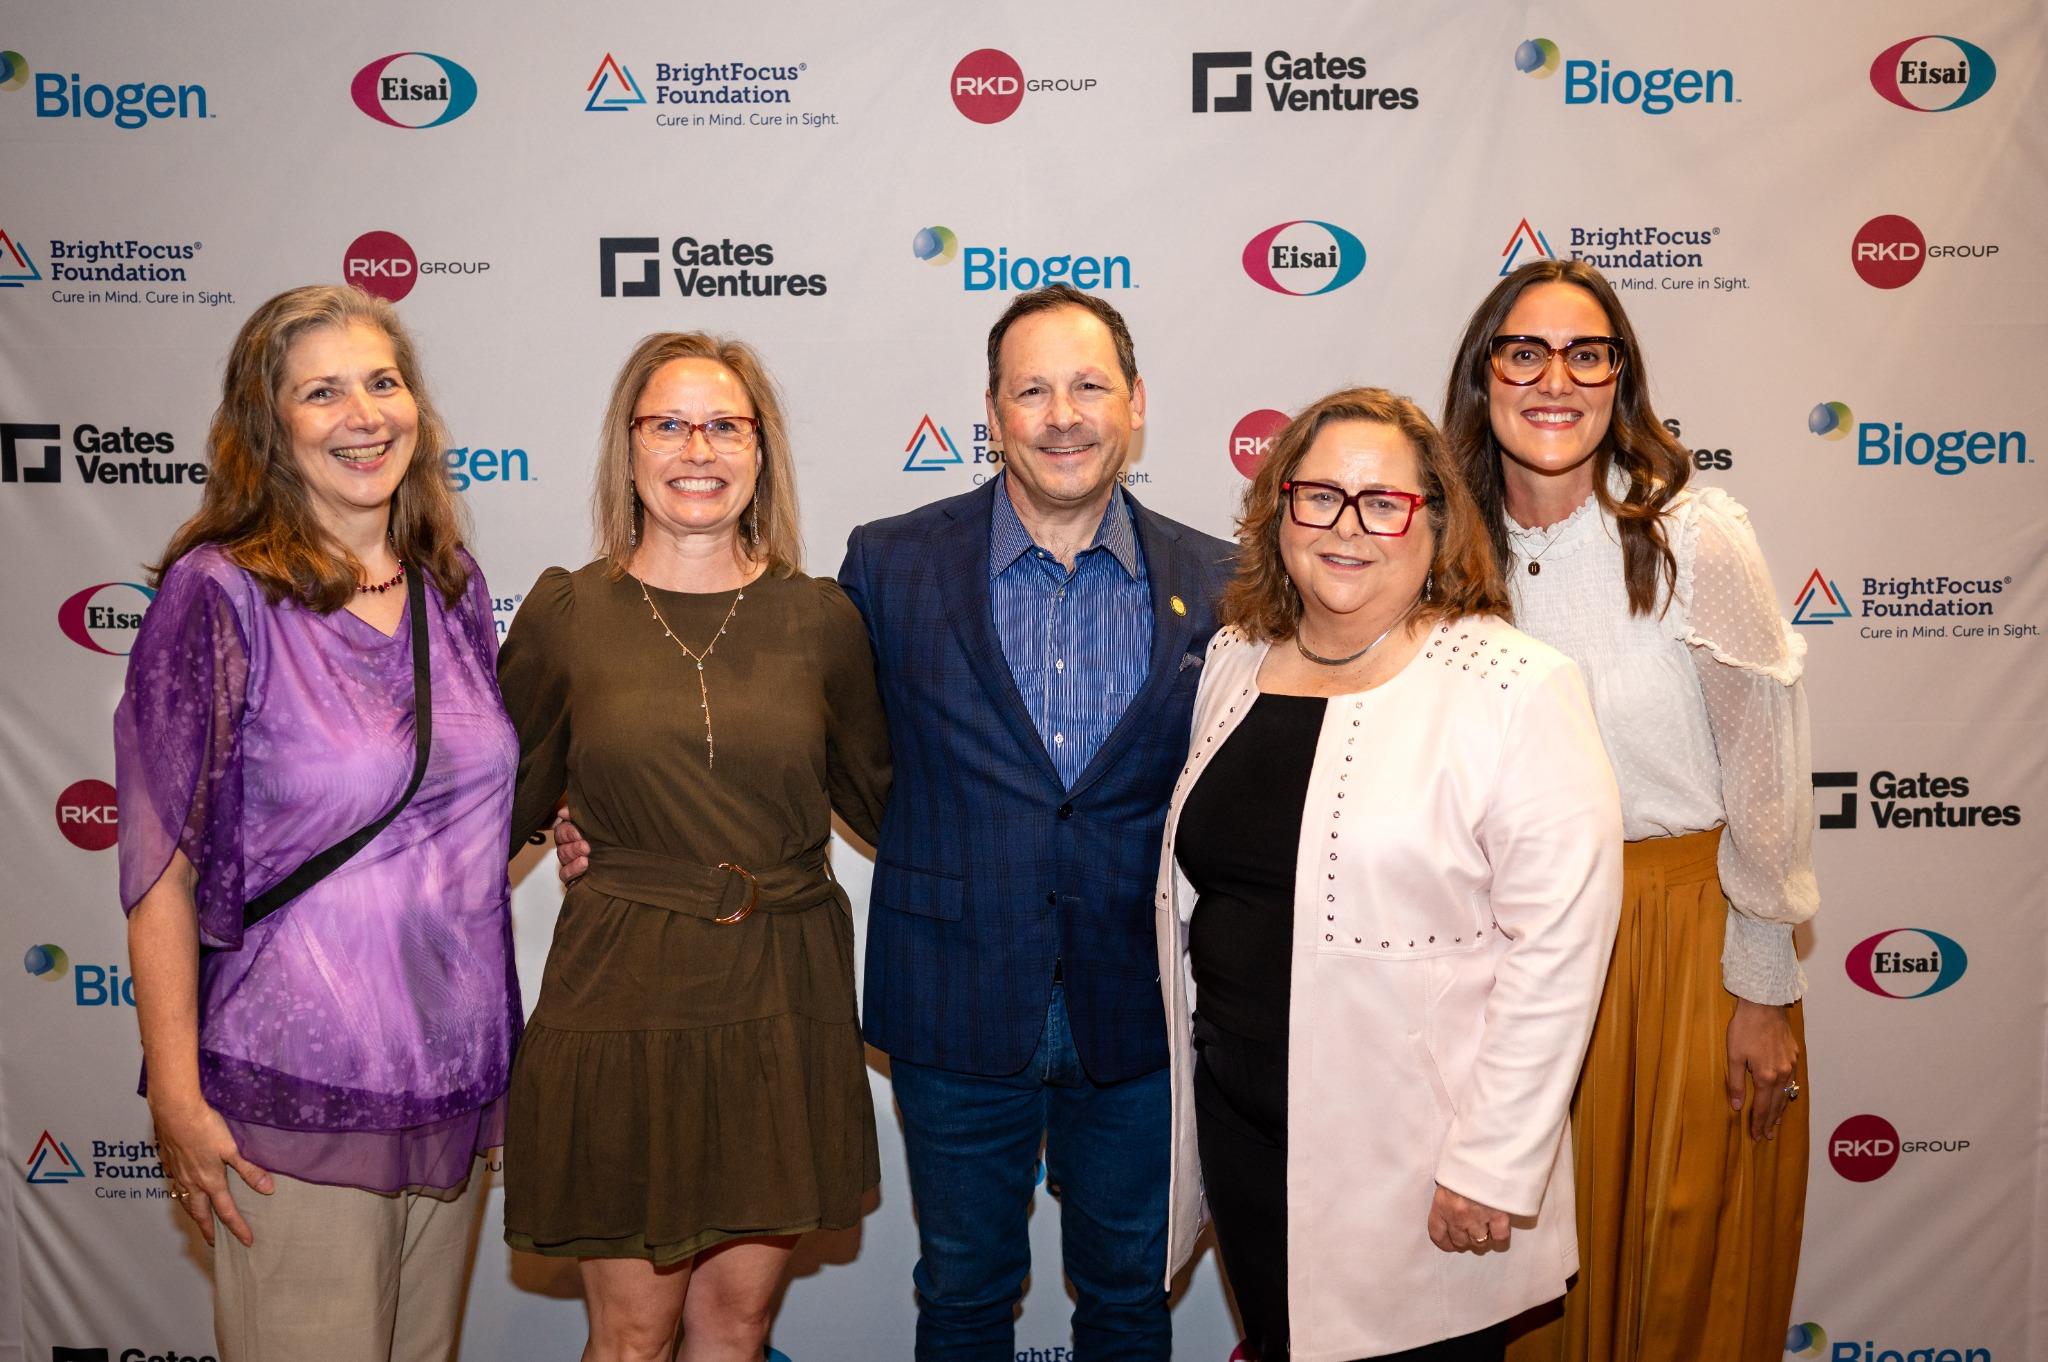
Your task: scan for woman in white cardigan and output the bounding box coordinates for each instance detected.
[1445,260,1817,1362]
[1156,388,1622,1361]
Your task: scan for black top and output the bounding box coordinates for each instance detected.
[1176,692,1327,1043]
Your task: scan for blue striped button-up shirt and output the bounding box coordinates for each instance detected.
[988,478,1154,789]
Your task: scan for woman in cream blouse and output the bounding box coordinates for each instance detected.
[1444,259,1818,1362]
[1155,387,1621,1361]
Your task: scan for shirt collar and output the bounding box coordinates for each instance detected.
[987,474,1142,581]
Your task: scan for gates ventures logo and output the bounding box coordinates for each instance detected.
[1243,221,1365,296]
[2,421,205,486]
[599,234,827,298]
[1870,35,1996,112]
[1845,928,1966,999]
[343,230,490,303]
[351,52,477,128]
[950,49,1095,124]
[1516,39,1735,114]
[1190,49,1419,113]
[55,780,119,851]
[1811,770,2020,831]
[1851,214,1998,289]
[58,581,155,654]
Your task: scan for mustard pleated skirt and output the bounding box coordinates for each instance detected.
[1508,828,1808,1362]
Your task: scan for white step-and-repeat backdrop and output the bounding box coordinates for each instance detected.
[3,4,2043,1360]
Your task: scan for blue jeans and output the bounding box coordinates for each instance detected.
[890,984,1171,1362]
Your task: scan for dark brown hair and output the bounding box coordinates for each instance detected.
[1441,258,1693,617]
[985,283,1139,396]
[151,285,469,609]
[591,332,803,578]
[1223,387,1510,642]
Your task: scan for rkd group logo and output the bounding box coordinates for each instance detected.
[1229,410,1288,479]
[1870,35,1996,112]
[949,49,1095,124]
[599,235,827,298]
[351,52,477,128]
[1851,214,1998,289]
[1190,49,1419,114]
[1243,221,1365,296]
[342,230,490,303]
[58,581,155,655]
[4,48,212,129]
[55,780,118,850]
[1828,1113,1969,1183]
[913,225,1132,293]
[1515,39,1736,114]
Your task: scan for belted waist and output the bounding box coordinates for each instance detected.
[581,844,839,922]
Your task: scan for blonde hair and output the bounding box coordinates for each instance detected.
[591,332,802,577]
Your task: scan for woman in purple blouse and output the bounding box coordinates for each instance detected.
[114,285,519,1362]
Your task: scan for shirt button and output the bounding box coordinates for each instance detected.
[1055,658,1065,672]
[1053,733,1065,746]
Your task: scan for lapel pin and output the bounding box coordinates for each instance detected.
[1170,595,1187,617]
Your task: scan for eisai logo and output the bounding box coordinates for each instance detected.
[1870,36,1996,112]
[1845,928,1966,999]
[1242,220,1365,296]
[57,581,155,655]
[351,52,477,129]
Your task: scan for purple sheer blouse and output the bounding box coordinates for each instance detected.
[114,545,521,1194]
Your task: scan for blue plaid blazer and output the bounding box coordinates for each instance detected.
[840,481,1234,1082]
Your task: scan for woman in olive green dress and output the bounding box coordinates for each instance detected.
[497,332,889,1362]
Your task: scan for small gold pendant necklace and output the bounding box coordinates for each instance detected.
[639,579,744,769]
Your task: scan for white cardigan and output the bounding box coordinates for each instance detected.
[1154,615,1623,1361]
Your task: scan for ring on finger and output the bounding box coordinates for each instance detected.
[1783,1081,1801,1101]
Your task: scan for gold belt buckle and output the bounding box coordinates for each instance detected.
[714,862,760,925]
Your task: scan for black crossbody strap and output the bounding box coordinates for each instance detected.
[243,566,434,931]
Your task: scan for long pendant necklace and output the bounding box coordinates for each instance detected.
[639,579,744,769]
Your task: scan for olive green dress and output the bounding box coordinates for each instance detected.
[497,562,890,1262]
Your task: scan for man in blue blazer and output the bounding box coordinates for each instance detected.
[838,285,1233,1361]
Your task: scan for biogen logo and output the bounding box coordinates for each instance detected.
[1845,927,1967,999]
[1829,1114,1899,1182]
[1242,220,1366,296]
[344,230,418,302]
[1229,409,1289,479]
[951,49,1023,123]
[57,581,155,655]
[55,780,118,851]
[1851,215,1925,289]
[1870,35,1996,112]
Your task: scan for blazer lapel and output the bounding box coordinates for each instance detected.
[1068,496,1201,799]
[934,484,1066,789]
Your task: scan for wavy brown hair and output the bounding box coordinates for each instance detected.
[150,285,469,609]
[1223,387,1509,643]
[592,332,802,579]
[1442,259,1692,617]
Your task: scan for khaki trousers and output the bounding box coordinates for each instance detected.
[212,1158,490,1362]
[1508,831,1809,1362]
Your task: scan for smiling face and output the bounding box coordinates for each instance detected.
[986,305,1146,526]
[279,320,418,537]
[1486,281,1617,501]
[1280,420,1435,638]
[631,356,760,551]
